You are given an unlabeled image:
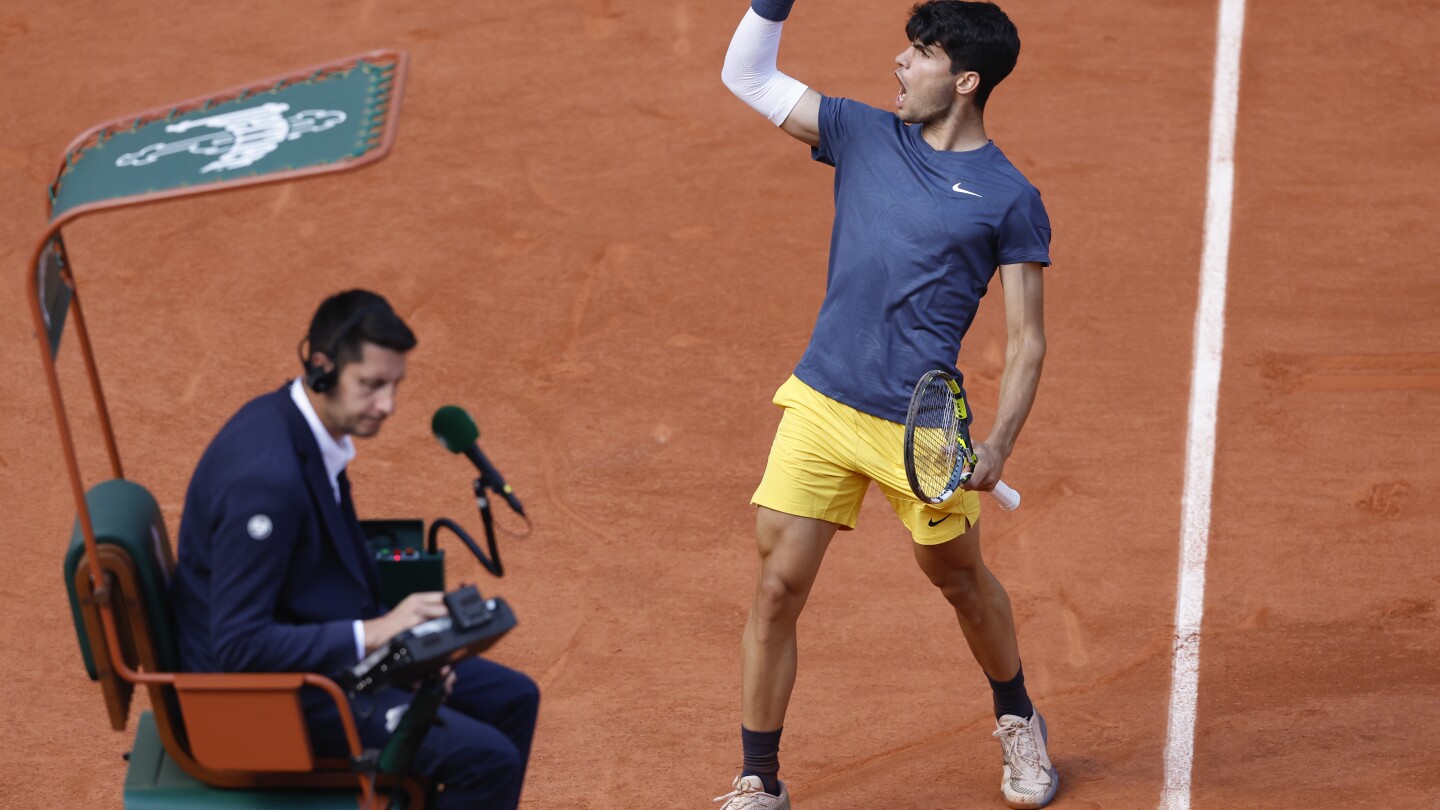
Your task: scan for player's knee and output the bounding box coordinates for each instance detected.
[929,566,984,611]
[753,571,806,626]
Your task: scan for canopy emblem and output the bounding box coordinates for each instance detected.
[115,104,348,173]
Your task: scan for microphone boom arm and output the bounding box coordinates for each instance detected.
[427,477,504,578]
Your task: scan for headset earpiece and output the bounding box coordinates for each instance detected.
[298,303,390,394]
[306,355,338,393]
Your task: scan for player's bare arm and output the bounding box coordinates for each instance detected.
[968,261,1046,491]
[721,0,822,147]
[778,89,821,147]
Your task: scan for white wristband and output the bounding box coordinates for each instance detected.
[721,8,810,126]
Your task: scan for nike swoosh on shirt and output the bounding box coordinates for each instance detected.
[927,515,951,527]
[951,182,982,198]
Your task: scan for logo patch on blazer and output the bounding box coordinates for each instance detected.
[247,514,273,540]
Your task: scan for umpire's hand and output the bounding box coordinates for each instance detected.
[361,591,449,653]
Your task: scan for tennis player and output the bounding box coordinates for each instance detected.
[714,1,1055,808]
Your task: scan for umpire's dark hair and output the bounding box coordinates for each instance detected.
[307,289,417,369]
[905,1,1020,109]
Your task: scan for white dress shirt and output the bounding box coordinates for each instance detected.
[289,378,355,504]
[288,378,367,660]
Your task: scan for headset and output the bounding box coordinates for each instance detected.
[298,303,391,393]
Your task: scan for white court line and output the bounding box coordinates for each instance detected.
[1159,0,1247,808]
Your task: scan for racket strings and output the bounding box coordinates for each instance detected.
[910,381,963,499]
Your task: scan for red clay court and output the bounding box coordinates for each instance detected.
[1,0,1436,807]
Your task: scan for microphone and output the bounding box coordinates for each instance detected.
[431,405,525,517]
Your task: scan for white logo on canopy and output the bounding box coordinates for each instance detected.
[115,103,347,173]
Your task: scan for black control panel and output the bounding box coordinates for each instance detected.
[340,585,517,694]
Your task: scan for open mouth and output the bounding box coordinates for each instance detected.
[895,70,907,106]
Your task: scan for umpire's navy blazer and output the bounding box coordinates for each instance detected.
[172,385,382,677]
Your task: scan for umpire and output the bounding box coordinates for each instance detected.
[170,289,539,809]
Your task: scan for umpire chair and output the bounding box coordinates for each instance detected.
[65,477,427,809]
[29,51,421,809]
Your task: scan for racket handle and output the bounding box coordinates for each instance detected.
[991,480,1021,511]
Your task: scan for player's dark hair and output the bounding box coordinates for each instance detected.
[905,1,1020,109]
[307,289,416,370]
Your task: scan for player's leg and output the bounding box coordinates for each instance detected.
[911,520,1021,682]
[744,506,838,730]
[857,409,1022,680]
[858,403,1055,809]
[911,523,1057,809]
[720,507,836,808]
[720,376,867,807]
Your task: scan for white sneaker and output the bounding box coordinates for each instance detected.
[712,775,791,809]
[993,712,1059,809]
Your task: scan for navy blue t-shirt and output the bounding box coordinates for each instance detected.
[792,96,1051,423]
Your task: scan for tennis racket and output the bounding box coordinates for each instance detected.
[903,370,1021,511]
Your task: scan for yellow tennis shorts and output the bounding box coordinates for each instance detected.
[751,375,981,544]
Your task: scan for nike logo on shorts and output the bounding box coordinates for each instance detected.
[927,515,951,527]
